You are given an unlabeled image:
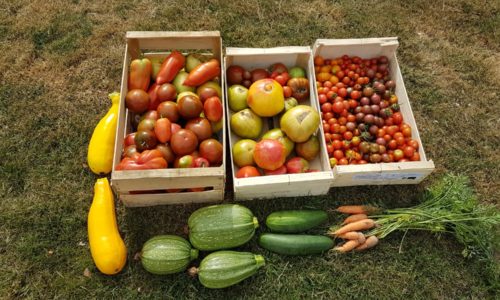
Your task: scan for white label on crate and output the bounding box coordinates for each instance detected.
[352,173,424,181]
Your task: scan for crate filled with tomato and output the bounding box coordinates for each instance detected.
[224,47,333,200]
[111,31,226,206]
[312,38,434,186]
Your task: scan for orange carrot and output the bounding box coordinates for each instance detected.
[337,232,360,240]
[333,240,360,253]
[336,205,379,215]
[357,232,366,244]
[355,236,379,251]
[333,219,376,236]
[342,213,368,224]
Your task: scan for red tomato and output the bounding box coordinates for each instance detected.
[332,140,343,150]
[392,112,403,125]
[323,112,334,121]
[388,139,398,149]
[395,136,405,146]
[319,94,328,104]
[410,152,421,161]
[128,58,152,91]
[184,59,221,87]
[323,123,330,133]
[403,146,415,158]
[321,102,332,113]
[393,149,404,160]
[350,90,361,100]
[338,87,347,98]
[401,124,412,137]
[408,139,419,150]
[333,150,344,160]
[332,101,344,114]
[343,131,353,140]
[154,118,172,143]
[204,96,223,122]
[124,132,136,147]
[236,166,261,178]
[199,138,223,165]
[156,51,185,85]
[264,165,287,175]
[283,86,293,98]
[338,158,349,165]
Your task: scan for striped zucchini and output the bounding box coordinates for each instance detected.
[188,204,259,251]
[190,251,265,289]
[140,235,198,275]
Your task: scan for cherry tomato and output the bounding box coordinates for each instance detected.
[283,86,293,98]
[318,94,328,104]
[351,136,361,147]
[392,112,403,125]
[332,140,343,150]
[393,149,404,160]
[323,123,330,133]
[408,139,419,150]
[332,101,344,114]
[403,146,415,158]
[333,150,344,160]
[388,139,398,149]
[338,158,349,165]
[401,124,412,137]
[343,131,353,140]
[410,152,421,161]
[338,87,347,98]
[321,102,332,113]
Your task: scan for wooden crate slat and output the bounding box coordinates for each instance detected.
[120,189,224,207]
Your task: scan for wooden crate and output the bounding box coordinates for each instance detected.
[224,47,333,201]
[111,31,226,206]
[312,37,435,186]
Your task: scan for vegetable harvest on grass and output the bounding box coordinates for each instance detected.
[329,174,500,259]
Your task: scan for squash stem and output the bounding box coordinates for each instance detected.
[252,217,260,229]
[254,255,265,267]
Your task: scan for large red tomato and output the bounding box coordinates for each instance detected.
[236,166,261,178]
[170,129,198,156]
[199,138,223,165]
[253,139,286,171]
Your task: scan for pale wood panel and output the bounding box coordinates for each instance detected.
[120,189,224,207]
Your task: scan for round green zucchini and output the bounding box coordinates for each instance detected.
[141,235,198,275]
[188,204,259,251]
[190,251,265,289]
[258,233,333,255]
[266,210,328,233]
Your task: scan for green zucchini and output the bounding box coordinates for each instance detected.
[190,251,265,289]
[140,235,198,275]
[188,204,259,251]
[266,210,328,233]
[258,233,333,255]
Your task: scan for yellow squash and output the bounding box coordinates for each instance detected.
[88,178,127,275]
[87,92,120,174]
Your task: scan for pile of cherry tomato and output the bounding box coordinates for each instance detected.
[314,55,421,166]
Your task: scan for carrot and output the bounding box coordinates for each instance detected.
[336,205,379,215]
[357,232,366,244]
[333,240,360,253]
[333,219,376,236]
[337,232,360,240]
[342,213,368,224]
[355,236,379,251]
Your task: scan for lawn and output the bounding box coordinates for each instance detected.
[0,0,499,298]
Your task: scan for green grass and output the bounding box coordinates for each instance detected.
[0,0,499,298]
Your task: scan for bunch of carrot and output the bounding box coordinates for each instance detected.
[328,205,380,253]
